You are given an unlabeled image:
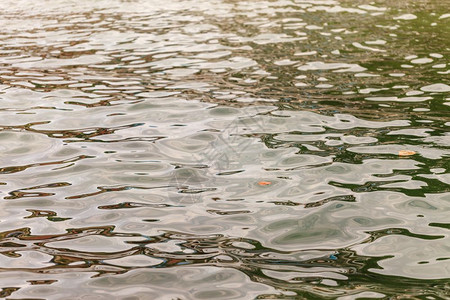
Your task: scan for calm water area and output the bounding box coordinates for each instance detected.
[0,0,449,299]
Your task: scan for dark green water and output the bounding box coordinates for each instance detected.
[0,0,449,299]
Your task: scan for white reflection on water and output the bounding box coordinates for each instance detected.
[0,0,449,298]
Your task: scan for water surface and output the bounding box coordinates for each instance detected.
[0,0,449,299]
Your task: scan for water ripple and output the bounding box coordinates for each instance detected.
[0,0,448,298]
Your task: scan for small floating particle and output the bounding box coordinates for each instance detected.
[258,181,272,186]
[398,150,416,156]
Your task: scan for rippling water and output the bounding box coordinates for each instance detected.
[0,0,449,298]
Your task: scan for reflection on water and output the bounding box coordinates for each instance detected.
[0,0,449,298]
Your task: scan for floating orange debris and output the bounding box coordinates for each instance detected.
[398,150,416,156]
[258,181,272,186]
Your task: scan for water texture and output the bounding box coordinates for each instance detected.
[0,0,449,299]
